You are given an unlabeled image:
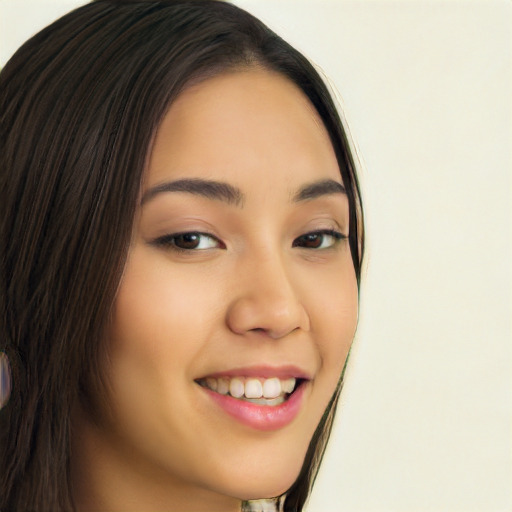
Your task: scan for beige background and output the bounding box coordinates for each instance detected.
[1,1,510,511]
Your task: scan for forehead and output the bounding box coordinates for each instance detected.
[147,68,341,194]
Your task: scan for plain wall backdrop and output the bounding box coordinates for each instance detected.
[1,1,510,511]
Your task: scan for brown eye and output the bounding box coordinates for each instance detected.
[152,232,222,251]
[296,233,323,248]
[173,233,202,249]
[293,230,346,250]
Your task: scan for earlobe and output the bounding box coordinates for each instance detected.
[0,351,12,409]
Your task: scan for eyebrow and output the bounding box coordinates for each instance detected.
[292,178,346,202]
[141,177,346,207]
[141,178,244,207]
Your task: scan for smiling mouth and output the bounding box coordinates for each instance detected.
[196,376,303,406]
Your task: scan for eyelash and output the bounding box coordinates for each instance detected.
[152,229,347,253]
[292,229,347,249]
[152,232,224,253]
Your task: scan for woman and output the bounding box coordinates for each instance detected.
[0,1,364,511]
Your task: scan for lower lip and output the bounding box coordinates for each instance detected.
[201,382,307,431]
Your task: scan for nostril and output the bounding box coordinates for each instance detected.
[247,325,299,340]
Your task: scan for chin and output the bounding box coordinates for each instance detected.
[235,483,293,503]
[219,459,302,502]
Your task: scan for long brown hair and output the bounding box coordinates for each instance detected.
[0,1,364,510]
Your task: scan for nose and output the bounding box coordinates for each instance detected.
[225,252,310,339]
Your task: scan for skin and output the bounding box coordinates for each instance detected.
[72,68,358,512]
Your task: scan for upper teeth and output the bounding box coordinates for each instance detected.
[202,376,297,399]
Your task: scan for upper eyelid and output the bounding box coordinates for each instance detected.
[153,226,346,240]
[155,229,218,239]
[296,223,347,237]
[293,229,347,243]
[155,227,345,238]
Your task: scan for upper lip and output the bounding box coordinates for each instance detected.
[196,364,313,381]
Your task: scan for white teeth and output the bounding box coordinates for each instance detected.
[201,376,298,400]
[245,396,285,406]
[206,377,218,391]
[229,378,244,398]
[244,379,263,399]
[282,378,296,394]
[217,378,229,395]
[262,377,281,399]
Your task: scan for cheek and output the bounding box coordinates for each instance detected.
[306,261,358,382]
[102,250,228,464]
[110,252,220,376]
[103,249,229,442]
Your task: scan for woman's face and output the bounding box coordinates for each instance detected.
[77,69,358,509]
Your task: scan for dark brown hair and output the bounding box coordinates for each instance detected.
[0,1,364,510]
